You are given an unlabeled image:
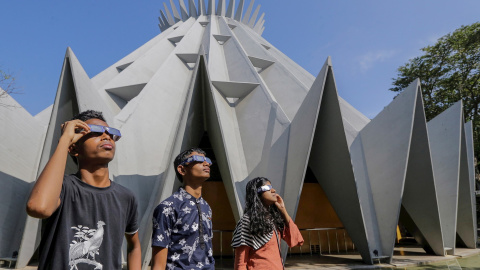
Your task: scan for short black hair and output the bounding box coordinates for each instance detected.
[71,110,106,123]
[173,148,207,182]
[69,110,107,165]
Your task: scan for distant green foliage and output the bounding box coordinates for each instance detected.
[391,22,480,169]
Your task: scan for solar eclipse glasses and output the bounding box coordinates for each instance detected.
[76,124,122,141]
[180,155,212,166]
[257,184,273,194]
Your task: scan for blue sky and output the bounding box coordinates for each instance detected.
[2,0,480,118]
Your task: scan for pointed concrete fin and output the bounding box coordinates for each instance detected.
[358,78,419,259]
[242,0,255,24]
[248,56,274,72]
[158,20,167,32]
[168,35,184,46]
[201,59,244,222]
[308,58,373,264]
[217,0,226,16]
[259,26,265,35]
[188,0,197,17]
[199,21,210,27]
[284,58,328,226]
[213,34,232,45]
[228,23,237,29]
[105,83,147,102]
[234,0,245,21]
[226,0,235,17]
[163,3,175,25]
[428,101,463,255]
[253,13,264,31]
[17,48,84,268]
[212,81,259,99]
[247,5,260,28]
[66,48,112,120]
[207,0,215,15]
[170,0,182,22]
[456,117,476,248]
[261,43,271,50]
[160,10,171,27]
[178,0,189,20]
[462,121,478,244]
[116,61,133,72]
[255,20,265,34]
[198,0,206,15]
[400,82,445,256]
[176,53,199,69]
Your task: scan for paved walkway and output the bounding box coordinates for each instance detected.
[3,246,480,269]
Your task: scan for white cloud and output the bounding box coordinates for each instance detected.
[358,50,397,73]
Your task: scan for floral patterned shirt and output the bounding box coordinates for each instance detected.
[152,187,215,269]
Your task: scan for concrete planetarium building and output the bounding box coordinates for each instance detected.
[0,0,477,269]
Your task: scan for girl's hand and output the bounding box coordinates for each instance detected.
[274,194,291,223]
[275,194,286,211]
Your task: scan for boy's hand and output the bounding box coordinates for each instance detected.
[60,120,90,145]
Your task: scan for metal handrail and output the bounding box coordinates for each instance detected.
[211,227,355,257]
[294,227,354,255]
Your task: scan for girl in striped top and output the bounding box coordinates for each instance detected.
[232,177,304,270]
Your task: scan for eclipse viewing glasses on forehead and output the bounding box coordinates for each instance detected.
[257,184,273,194]
[76,124,122,141]
[180,155,212,166]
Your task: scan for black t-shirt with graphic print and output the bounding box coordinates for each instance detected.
[37,173,139,270]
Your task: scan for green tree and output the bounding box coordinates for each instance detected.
[391,22,480,173]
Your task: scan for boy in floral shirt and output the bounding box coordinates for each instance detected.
[151,148,215,269]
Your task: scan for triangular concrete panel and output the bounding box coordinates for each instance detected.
[309,59,373,264]
[176,53,199,69]
[248,55,274,72]
[427,101,463,254]
[136,53,208,267]
[261,43,271,50]
[356,79,419,261]
[213,34,232,45]
[199,21,210,27]
[17,48,83,268]
[283,57,327,225]
[228,23,237,29]
[400,82,444,255]
[168,35,184,46]
[211,80,259,99]
[106,83,147,102]
[116,61,133,72]
[456,119,476,248]
[463,121,478,244]
[203,60,247,222]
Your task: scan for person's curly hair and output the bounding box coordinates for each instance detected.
[71,110,106,122]
[244,177,285,237]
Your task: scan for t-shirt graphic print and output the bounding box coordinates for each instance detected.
[69,221,106,269]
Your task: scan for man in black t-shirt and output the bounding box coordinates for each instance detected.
[26,110,141,270]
